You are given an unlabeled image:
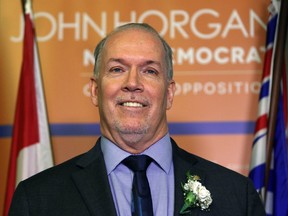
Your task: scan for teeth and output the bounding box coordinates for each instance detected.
[122,102,143,107]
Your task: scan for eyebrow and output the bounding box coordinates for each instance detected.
[107,58,162,68]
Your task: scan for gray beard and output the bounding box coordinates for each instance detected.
[114,120,149,143]
[115,122,148,134]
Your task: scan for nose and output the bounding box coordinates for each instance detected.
[122,68,144,92]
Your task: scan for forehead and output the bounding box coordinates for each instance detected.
[103,29,165,61]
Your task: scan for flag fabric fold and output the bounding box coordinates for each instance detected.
[3,0,54,215]
[249,0,288,216]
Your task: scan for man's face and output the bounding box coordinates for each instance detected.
[90,29,175,153]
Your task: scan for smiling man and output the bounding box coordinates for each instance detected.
[9,23,265,216]
[90,24,175,154]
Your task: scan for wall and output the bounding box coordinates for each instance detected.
[0,0,270,213]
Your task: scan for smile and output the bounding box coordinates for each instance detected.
[122,102,144,107]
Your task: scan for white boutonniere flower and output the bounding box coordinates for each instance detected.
[180,172,212,214]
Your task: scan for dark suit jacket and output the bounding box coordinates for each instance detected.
[9,138,265,216]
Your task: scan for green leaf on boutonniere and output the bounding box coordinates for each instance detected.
[180,191,196,214]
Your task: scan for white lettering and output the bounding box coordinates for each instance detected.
[214,47,229,64]
[249,9,267,37]
[114,11,137,27]
[246,46,261,63]
[58,12,81,41]
[222,10,248,38]
[82,83,91,97]
[196,47,213,64]
[177,48,194,64]
[231,47,245,63]
[174,46,264,65]
[11,16,24,42]
[138,10,168,36]
[191,9,221,39]
[10,9,267,41]
[170,10,189,38]
[174,82,182,96]
[83,49,94,66]
[173,81,261,96]
[36,12,58,42]
[82,12,107,40]
[182,82,193,94]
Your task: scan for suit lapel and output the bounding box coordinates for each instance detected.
[71,138,209,216]
[71,139,117,216]
[172,139,207,216]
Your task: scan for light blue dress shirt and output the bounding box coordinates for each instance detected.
[101,134,175,216]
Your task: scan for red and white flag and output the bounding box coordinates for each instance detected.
[3,0,54,215]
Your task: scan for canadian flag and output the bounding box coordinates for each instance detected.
[3,0,54,215]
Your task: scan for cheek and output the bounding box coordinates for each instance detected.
[151,87,169,108]
[98,85,123,117]
[99,80,119,100]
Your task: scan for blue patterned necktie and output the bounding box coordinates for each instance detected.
[123,155,154,216]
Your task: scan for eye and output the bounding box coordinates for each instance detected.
[109,67,124,73]
[144,68,158,75]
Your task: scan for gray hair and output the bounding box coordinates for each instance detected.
[93,23,173,80]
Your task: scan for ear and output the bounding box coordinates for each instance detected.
[166,80,176,110]
[90,77,99,107]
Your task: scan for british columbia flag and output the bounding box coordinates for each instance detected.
[248,1,288,216]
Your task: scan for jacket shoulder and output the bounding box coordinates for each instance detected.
[20,142,101,189]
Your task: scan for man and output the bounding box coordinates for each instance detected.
[8,23,265,216]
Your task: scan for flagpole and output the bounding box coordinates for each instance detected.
[21,1,24,14]
[265,0,288,196]
[3,0,54,215]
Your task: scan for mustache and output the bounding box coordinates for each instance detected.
[115,95,150,107]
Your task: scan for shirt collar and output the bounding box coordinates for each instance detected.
[101,134,172,175]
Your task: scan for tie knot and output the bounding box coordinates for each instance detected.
[123,155,153,172]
